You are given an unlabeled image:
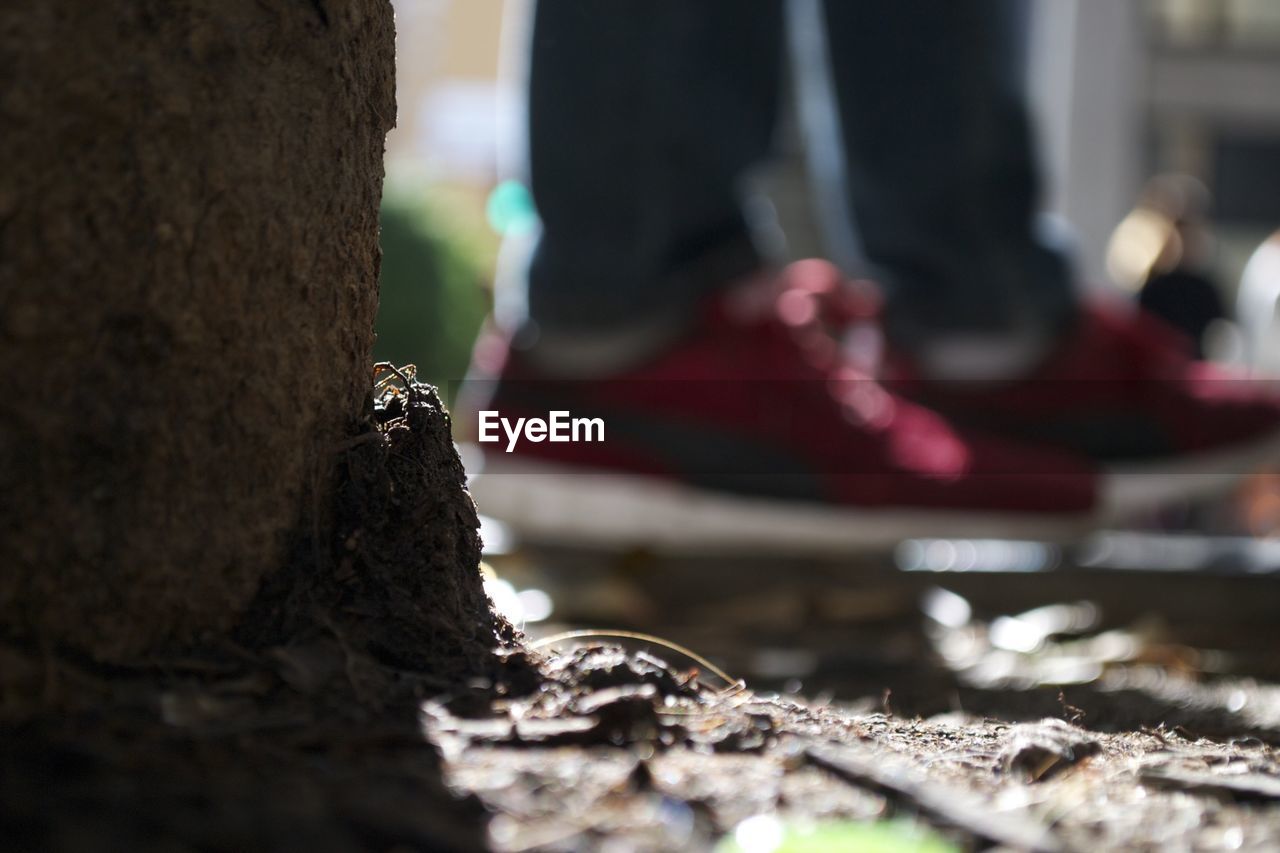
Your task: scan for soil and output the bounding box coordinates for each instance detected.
[437,640,1280,852]
[452,542,1280,851]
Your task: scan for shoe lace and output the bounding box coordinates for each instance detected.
[772,260,895,428]
[773,259,883,372]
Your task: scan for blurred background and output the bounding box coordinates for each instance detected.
[374,0,1280,703]
[376,0,1280,395]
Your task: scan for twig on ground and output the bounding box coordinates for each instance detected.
[805,743,1062,853]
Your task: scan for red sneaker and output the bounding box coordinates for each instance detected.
[884,301,1280,510]
[458,261,1102,553]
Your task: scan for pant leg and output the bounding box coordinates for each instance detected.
[820,0,1076,363]
[524,0,784,334]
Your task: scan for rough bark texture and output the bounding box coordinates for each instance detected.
[0,0,395,658]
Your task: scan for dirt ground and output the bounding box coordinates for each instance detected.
[442,537,1280,852]
[7,564,1280,852]
[436,639,1280,852]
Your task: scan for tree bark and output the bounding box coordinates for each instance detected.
[0,0,396,659]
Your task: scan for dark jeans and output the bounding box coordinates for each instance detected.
[523,0,1076,352]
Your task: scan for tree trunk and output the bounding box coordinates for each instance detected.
[0,4,523,848]
[0,0,396,659]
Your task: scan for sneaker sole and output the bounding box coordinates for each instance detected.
[464,427,1280,553]
[463,452,1094,554]
[1102,426,1280,518]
